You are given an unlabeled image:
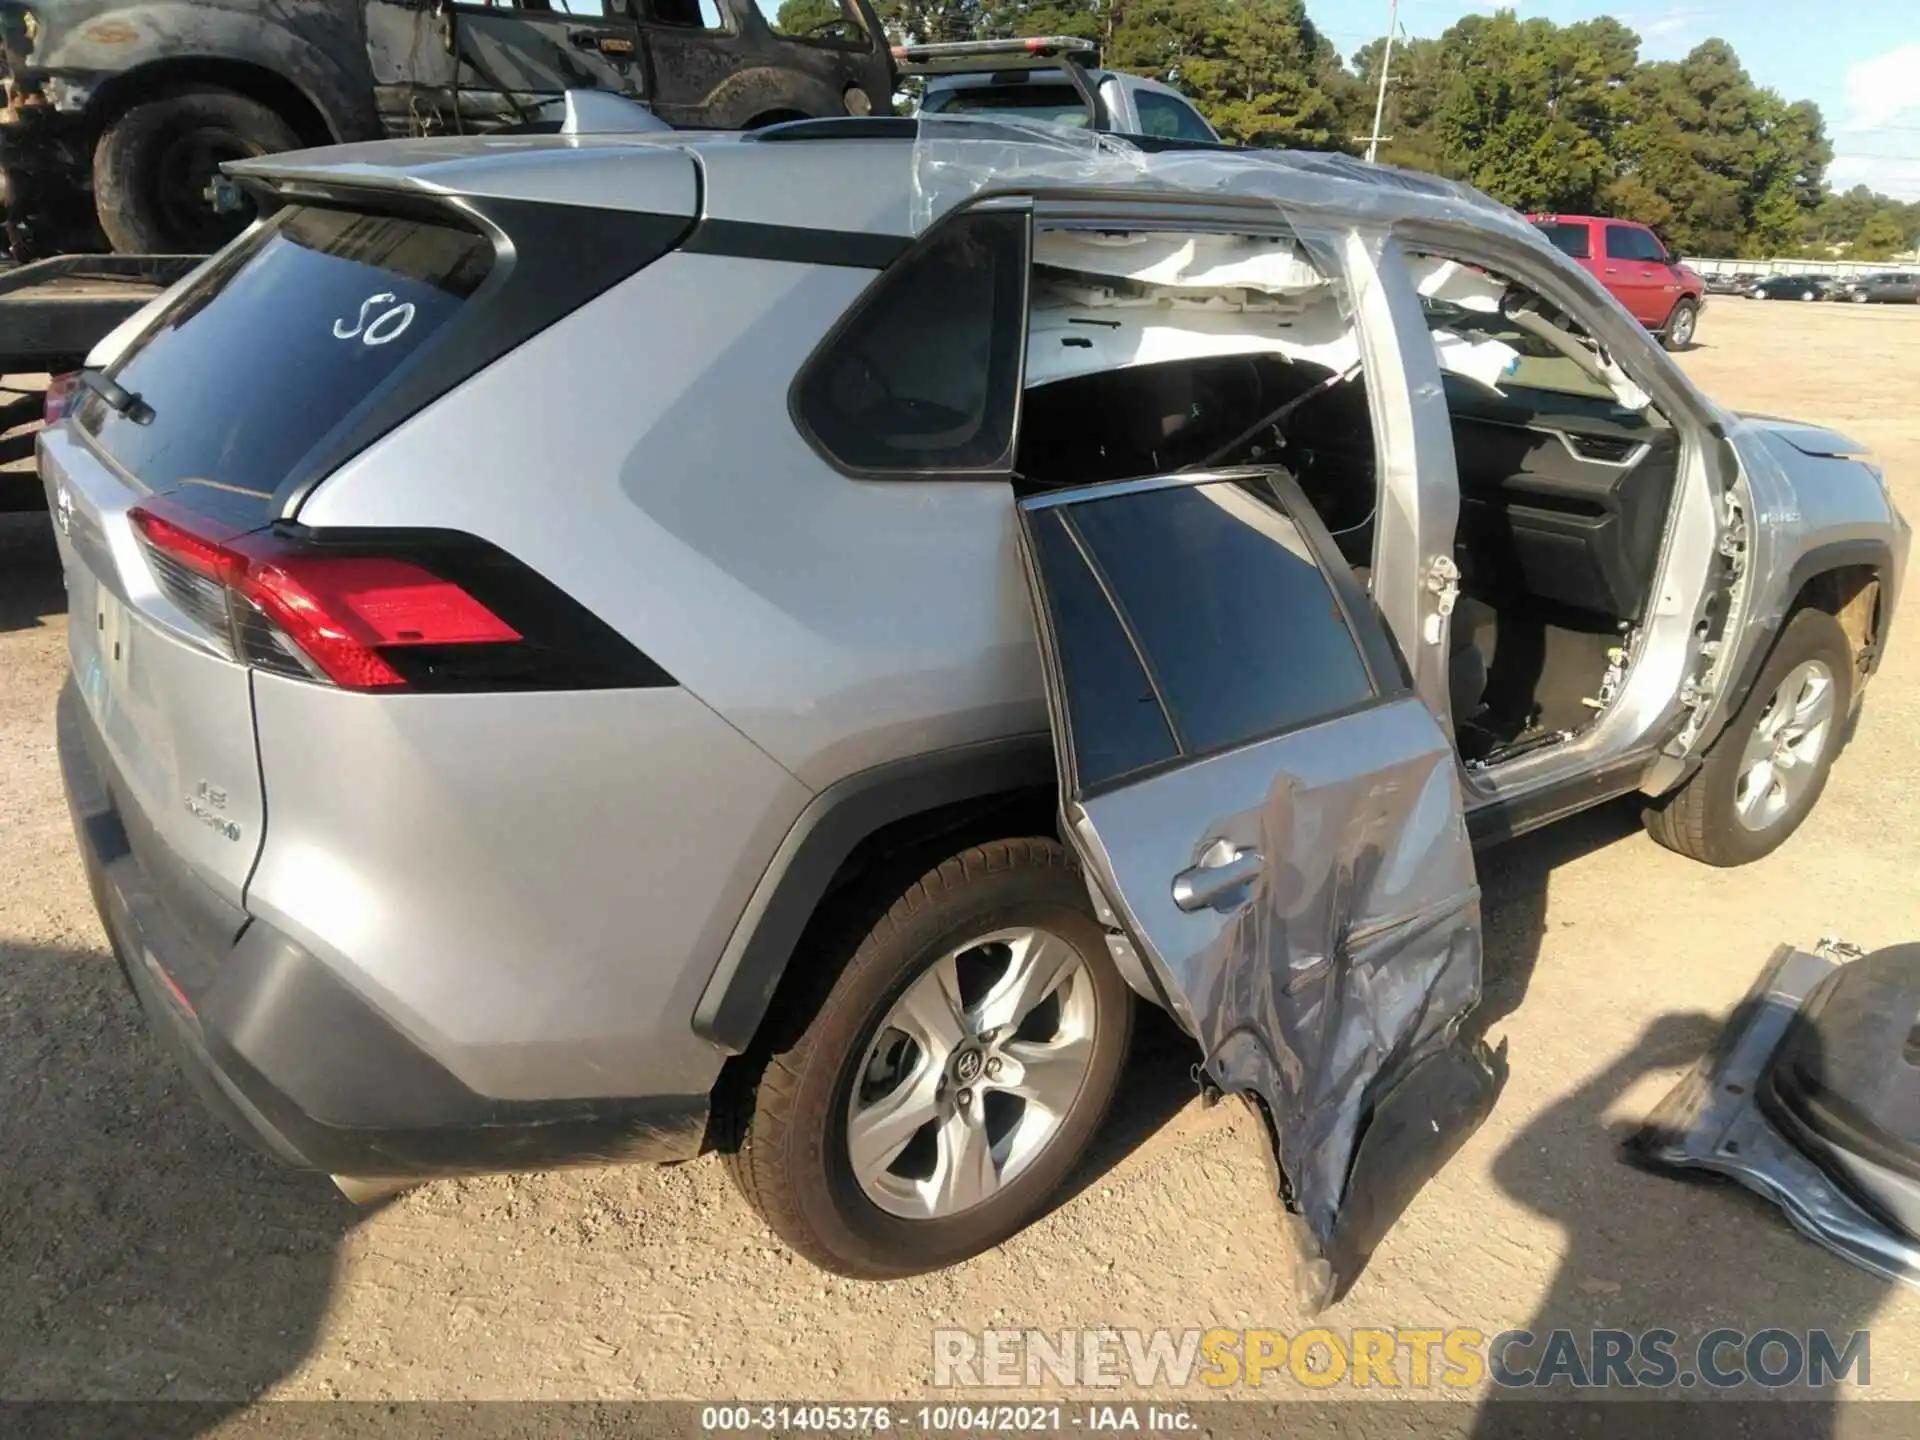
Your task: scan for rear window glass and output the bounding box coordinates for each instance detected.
[80,206,492,519]
[1533,221,1590,260]
[922,84,1091,128]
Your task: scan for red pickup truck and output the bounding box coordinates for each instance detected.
[1528,214,1706,351]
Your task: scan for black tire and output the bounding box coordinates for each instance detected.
[94,89,302,254]
[1660,298,1699,351]
[1800,289,1817,302]
[1643,608,1853,866]
[726,837,1133,1278]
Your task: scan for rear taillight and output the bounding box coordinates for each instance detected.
[44,372,83,425]
[127,501,669,693]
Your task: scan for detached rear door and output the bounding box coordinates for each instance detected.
[1018,467,1500,1309]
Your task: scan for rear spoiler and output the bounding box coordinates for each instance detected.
[893,35,1110,128]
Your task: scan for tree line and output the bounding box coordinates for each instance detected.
[792,0,1920,260]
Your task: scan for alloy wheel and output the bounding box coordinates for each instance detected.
[846,926,1097,1220]
[1669,306,1696,347]
[1734,659,1836,832]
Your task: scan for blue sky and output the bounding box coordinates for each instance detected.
[1316,1,1920,198]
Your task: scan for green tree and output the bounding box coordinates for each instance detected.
[885,0,1893,259]
[1855,211,1912,260]
[775,0,849,34]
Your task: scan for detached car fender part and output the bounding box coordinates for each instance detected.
[1632,943,1920,1289]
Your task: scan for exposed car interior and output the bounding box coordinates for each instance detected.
[1014,228,1680,766]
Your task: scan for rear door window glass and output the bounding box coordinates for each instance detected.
[79,206,492,522]
[1028,476,1377,791]
[1026,508,1178,788]
[793,209,1028,475]
[1533,221,1590,260]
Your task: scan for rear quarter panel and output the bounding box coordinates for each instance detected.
[286,228,1043,1094]
[244,679,810,1100]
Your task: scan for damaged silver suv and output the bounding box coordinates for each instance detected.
[46,115,1907,1306]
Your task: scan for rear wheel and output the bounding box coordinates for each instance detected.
[1644,608,1853,866]
[1801,289,1817,302]
[94,89,301,254]
[1661,299,1699,351]
[726,838,1132,1277]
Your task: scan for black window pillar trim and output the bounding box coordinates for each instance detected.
[786,195,1034,483]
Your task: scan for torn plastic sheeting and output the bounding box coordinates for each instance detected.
[908,115,1545,246]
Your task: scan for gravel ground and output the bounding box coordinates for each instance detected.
[4,299,1920,1412]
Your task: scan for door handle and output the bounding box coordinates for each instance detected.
[571,30,634,54]
[1171,840,1263,913]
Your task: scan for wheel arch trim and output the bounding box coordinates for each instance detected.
[1715,538,1895,750]
[693,734,1055,1054]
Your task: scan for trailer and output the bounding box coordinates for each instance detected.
[0,253,201,511]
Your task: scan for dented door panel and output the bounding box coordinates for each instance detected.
[1018,468,1500,1308]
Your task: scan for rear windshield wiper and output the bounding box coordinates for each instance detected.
[79,369,154,425]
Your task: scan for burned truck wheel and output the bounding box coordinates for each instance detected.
[726,838,1132,1278]
[94,89,301,254]
[1644,607,1853,867]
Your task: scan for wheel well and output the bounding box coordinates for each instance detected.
[87,59,334,148]
[707,781,1057,1151]
[1790,564,1883,681]
[746,784,1056,1054]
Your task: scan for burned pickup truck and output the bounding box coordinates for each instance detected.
[0,0,894,257]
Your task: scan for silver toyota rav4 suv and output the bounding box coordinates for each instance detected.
[48,115,1906,1304]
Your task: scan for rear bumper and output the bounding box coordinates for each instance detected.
[58,678,710,1180]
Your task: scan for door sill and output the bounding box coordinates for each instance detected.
[1464,749,1654,849]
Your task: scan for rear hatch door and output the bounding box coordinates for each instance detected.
[48,428,266,1000]
[48,201,500,1000]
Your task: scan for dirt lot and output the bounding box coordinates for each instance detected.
[4,298,1920,1411]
